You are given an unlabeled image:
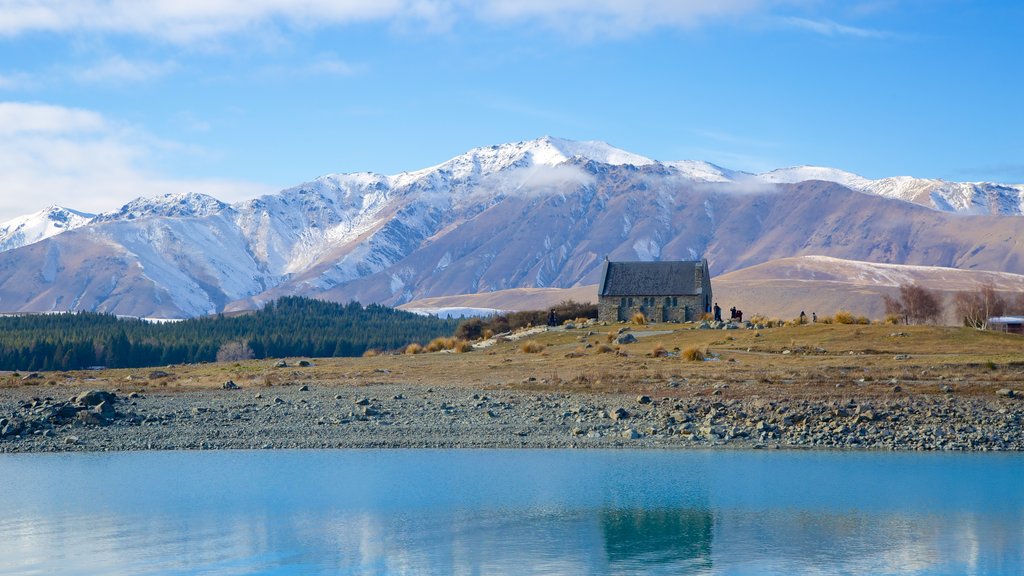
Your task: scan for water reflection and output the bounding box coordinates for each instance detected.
[601,508,713,572]
[0,450,1021,575]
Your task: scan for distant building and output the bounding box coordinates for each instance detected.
[597,259,712,323]
[988,316,1024,334]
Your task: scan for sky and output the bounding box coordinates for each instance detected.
[0,0,1022,221]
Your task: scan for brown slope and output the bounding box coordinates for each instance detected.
[713,255,1024,322]
[398,285,598,313]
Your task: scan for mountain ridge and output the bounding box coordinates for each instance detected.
[0,137,1021,318]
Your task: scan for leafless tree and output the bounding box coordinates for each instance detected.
[216,340,255,362]
[884,283,943,325]
[953,282,1006,329]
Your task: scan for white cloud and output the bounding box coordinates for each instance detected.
[0,0,429,42]
[467,0,788,37]
[305,55,358,76]
[0,70,34,89]
[0,101,106,135]
[72,55,178,83]
[0,101,274,221]
[0,0,831,42]
[780,16,890,38]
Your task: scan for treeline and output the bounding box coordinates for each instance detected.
[455,300,597,340]
[0,297,459,371]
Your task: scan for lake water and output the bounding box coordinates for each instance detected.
[0,449,1021,575]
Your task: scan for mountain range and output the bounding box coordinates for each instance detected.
[0,136,1021,318]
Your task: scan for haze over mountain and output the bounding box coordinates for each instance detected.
[0,137,1020,318]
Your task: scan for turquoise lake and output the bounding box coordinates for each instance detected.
[0,449,1021,575]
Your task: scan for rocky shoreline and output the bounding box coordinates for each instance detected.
[1,382,1022,453]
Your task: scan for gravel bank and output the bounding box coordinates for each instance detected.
[1,382,1022,453]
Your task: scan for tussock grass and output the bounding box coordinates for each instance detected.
[833,311,855,324]
[362,349,381,358]
[520,341,545,354]
[682,347,705,362]
[631,312,647,325]
[405,343,424,355]
[426,337,458,352]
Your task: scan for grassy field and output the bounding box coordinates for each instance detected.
[3,322,1023,402]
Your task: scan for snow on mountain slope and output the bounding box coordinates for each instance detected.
[757,166,872,190]
[0,206,94,252]
[663,160,739,182]
[94,192,230,222]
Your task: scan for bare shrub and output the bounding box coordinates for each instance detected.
[682,347,705,361]
[953,282,1007,328]
[884,283,943,324]
[855,316,871,325]
[216,341,254,363]
[520,341,545,354]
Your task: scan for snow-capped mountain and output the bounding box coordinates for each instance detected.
[0,136,1021,318]
[0,206,94,253]
[756,166,1024,215]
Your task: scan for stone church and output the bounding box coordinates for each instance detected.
[597,259,712,323]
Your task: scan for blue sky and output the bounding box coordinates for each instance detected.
[0,0,1022,221]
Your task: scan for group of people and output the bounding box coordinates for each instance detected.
[712,302,742,323]
[799,311,818,324]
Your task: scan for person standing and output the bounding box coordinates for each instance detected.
[714,302,722,322]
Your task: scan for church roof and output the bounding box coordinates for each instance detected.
[598,260,707,297]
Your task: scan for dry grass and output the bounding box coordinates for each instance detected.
[404,343,424,355]
[453,340,473,353]
[426,337,455,352]
[631,312,647,325]
[682,346,705,361]
[520,340,545,354]
[11,323,1024,407]
[650,344,668,358]
[362,349,381,358]
[833,311,855,324]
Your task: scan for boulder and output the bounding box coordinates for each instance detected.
[612,407,630,421]
[75,410,106,426]
[616,333,637,345]
[274,360,288,368]
[621,428,641,439]
[996,389,1016,398]
[297,360,312,367]
[222,380,239,390]
[73,390,117,408]
[636,395,652,405]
